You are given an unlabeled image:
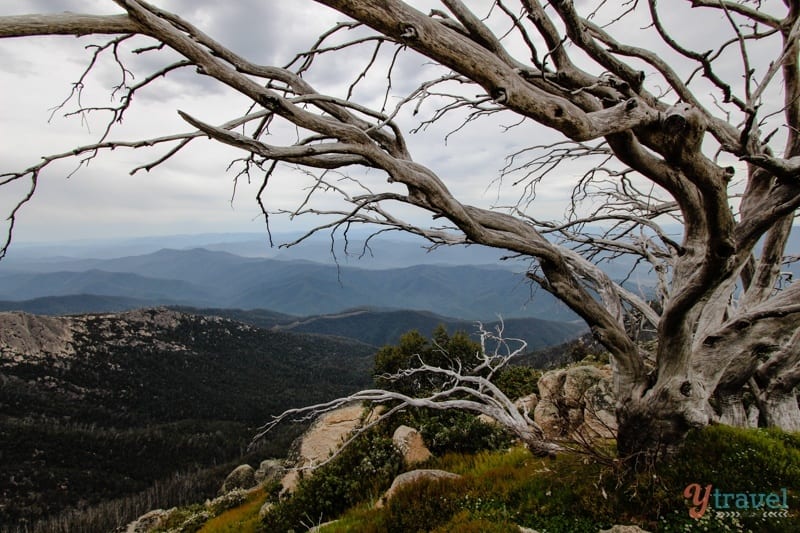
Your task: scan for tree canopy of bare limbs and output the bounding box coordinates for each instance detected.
[1,0,799,461]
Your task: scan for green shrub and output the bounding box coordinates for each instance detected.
[259,429,403,532]
[493,365,541,399]
[381,475,468,533]
[353,447,615,532]
[607,425,800,532]
[325,426,800,532]
[197,488,266,533]
[373,326,485,396]
[395,408,514,455]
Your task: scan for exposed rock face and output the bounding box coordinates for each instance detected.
[392,425,432,465]
[220,464,257,494]
[0,308,264,409]
[514,393,539,416]
[0,312,77,362]
[123,508,175,533]
[599,525,652,533]
[254,458,285,485]
[377,469,461,508]
[0,308,244,370]
[582,373,617,438]
[534,365,617,439]
[281,403,367,492]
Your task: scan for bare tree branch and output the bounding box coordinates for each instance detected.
[253,323,562,458]
[2,0,799,457]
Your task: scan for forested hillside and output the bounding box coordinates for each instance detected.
[184,307,585,351]
[0,308,374,530]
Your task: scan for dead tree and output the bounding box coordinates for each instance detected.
[1,1,799,460]
[254,323,561,458]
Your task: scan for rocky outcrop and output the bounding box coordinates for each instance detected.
[533,365,616,439]
[392,425,432,465]
[600,525,652,533]
[123,508,175,533]
[514,393,539,416]
[376,469,461,508]
[254,458,285,485]
[0,312,77,362]
[281,403,369,493]
[0,308,230,371]
[220,464,256,494]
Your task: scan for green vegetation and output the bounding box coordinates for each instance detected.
[373,326,486,395]
[134,329,800,533]
[259,428,405,532]
[0,310,374,532]
[6,317,797,533]
[305,425,799,533]
[191,426,800,533]
[198,488,267,533]
[372,327,522,455]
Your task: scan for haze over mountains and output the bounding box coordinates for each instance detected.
[0,233,583,321]
[0,232,590,530]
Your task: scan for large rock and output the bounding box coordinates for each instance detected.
[533,400,564,437]
[514,393,538,416]
[376,469,461,508]
[563,366,607,407]
[599,526,651,533]
[392,425,432,465]
[0,312,76,362]
[281,403,369,493]
[533,365,617,439]
[123,508,175,533]
[254,458,285,485]
[582,375,617,438]
[220,464,256,494]
[537,369,567,402]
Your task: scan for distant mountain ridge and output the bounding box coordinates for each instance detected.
[0,293,159,315]
[0,247,578,321]
[192,306,585,351]
[3,232,513,268]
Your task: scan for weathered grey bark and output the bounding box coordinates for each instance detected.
[762,392,800,432]
[716,390,751,428]
[1,1,799,460]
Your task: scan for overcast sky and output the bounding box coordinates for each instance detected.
[0,1,787,248]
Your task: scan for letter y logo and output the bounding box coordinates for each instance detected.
[683,483,712,518]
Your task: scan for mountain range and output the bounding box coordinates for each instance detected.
[186,306,585,351]
[0,247,580,321]
[0,232,602,530]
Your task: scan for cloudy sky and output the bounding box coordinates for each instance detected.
[0,1,786,248]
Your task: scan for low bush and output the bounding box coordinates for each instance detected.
[259,429,403,532]
[318,426,800,533]
[395,408,514,455]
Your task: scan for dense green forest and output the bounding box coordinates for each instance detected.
[0,309,375,531]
